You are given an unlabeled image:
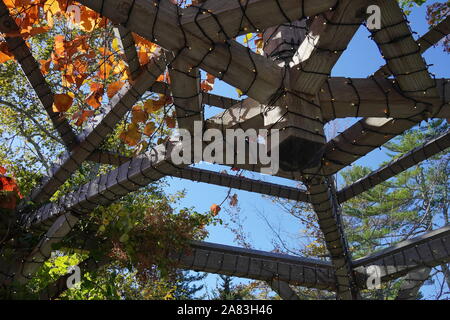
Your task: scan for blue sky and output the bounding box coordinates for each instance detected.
[161,2,450,296]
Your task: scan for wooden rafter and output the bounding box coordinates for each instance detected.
[176,240,336,291]
[290,0,370,94]
[113,25,142,80]
[370,0,438,99]
[337,129,450,203]
[353,226,450,286]
[77,0,285,104]
[320,78,449,121]
[374,15,450,78]
[86,151,311,203]
[167,56,202,134]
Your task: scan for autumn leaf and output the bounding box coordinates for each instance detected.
[86,83,104,109]
[229,193,238,207]
[143,122,156,136]
[107,80,125,99]
[0,42,14,64]
[120,123,141,146]
[210,204,221,216]
[165,116,176,129]
[0,166,6,175]
[40,58,51,74]
[132,105,148,123]
[243,33,253,44]
[52,93,74,112]
[201,73,216,93]
[72,110,94,126]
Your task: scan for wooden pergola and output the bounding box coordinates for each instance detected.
[0,0,449,300]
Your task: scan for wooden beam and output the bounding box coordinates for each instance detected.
[395,267,431,300]
[0,1,77,149]
[181,0,337,41]
[113,25,142,80]
[27,58,167,204]
[290,0,370,95]
[77,0,285,105]
[15,213,79,284]
[317,78,449,176]
[149,80,240,110]
[337,129,450,203]
[39,239,336,296]
[86,151,311,203]
[170,167,310,203]
[167,57,202,134]
[353,225,450,286]
[176,241,336,291]
[305,176,359,299]
[87,149,311,202]
[370,0,438,99]
[268,279,300,300]
[374,15,450,78]
[320,78,449,121]
[22,142,180,228]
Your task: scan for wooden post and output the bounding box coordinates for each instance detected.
[262,21,326,171]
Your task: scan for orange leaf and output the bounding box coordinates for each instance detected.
[210,204,221,216]
[98,62,112,80]
[0,42,14,64]
[86,83,104,109]
[40,58,51,74]
[132,106,148,123]
[52,93,73,113]
[119,123,141,146]
[0,166,6,175]
[165,116,176,129]
[107,80,125,99]
[72,110,94,126]
[143,122,156,136]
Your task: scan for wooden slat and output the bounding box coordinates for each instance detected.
[395,267,431,300]
[337,129,450,203]
[178,241,336,291]
[181,0,337,41]
[170,167,310,203]
[290,0,370,94]
[305,176,359,299]
[374,15,450,78]
[370,0,438,99]
[320,78,448,121]
[27,58,167,204]
[113,25,142,80]
[77,0,285,105]
[354,226,450,286]
[268,279,300,300]
[86,151,311,203]
[0,1,77,149]
[39,239,336,294]
[168,57,202,134]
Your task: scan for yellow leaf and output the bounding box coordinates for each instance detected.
[52,93,74,113]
